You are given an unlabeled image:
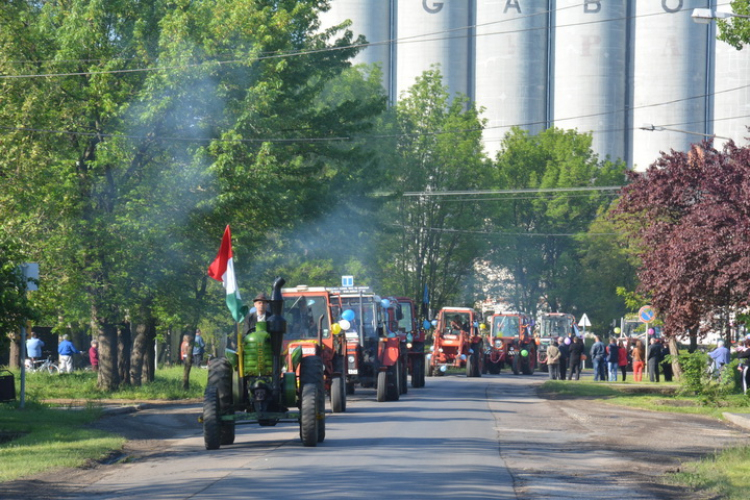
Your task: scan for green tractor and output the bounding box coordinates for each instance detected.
[201,277,326,449]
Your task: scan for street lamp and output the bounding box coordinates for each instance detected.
[692,8,750,24]
[640,123,731,141]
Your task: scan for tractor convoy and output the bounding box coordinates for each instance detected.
[201,277,571,449]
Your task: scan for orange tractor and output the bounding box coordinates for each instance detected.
[427,307,483,377]
[280,286,348,413]
[485,312,536,375]
[393,297,426,388]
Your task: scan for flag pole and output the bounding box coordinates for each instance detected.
[237,320,244,378]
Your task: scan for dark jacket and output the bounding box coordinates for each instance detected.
[590,341,605,359]
[606,343,619,363]
[647,343,662,361]
[569,340,584,359]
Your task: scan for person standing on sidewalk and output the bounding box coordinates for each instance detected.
[558,337,570,380]
[590,335,606,381]
[618,339,629,381]
[606,338,619,382]
[58,334,81,373]
[647,337,662,382]
[568,336,584,380]
[546,340,561,380]
[631,339,645,382]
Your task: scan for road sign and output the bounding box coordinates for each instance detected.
[578,313,591,327]
[638,305,655,323]
[341,275,353,287]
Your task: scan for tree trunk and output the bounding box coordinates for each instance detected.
[118,321,132,385]
[667,336,682,381]
[97,322,120,391]
[130,322,147,387]
[8,330,20,369]
[688,327,698,353]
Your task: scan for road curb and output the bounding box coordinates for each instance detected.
[722,412,750,431]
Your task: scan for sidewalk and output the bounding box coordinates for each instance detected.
[723,412,750,431]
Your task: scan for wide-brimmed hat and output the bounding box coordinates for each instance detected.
[253,292,270,303]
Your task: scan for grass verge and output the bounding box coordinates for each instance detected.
[540,379,750,500]
[0,366,208,483]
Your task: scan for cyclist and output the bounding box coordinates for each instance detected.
[26,331,45,368]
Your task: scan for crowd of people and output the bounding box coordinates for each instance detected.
[546,334,676,382]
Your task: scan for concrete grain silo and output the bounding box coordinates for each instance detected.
[396,0,472,100]
[713,35,750,148]
[631,0,709,171]
[475,0,550,159]
[317,0,395,98]
[553,0,629,163]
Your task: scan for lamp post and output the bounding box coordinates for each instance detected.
[692,8,750,24]
[639,123,731,141]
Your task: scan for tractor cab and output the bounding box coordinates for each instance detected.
[428,307,483,378]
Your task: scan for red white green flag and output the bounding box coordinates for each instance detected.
[208,225,247,323]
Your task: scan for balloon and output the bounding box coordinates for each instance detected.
[249,307,256,314]
[480,323,488,330]
[423,320,432,330]
[648,328,655,335]
[339,319,351,331]
[331,323,342,335]
[342,309,355,322]
[521,349,529,357]
[381,299,391,308]
[564,337,571,345]
[614,327,621,334]
[431,319,438,327]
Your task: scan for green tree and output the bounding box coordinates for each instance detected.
[378,68,490,309]
[482,127,626,318]
[0,0,383,389]
[0,231,39,356]
[716,1,750,49]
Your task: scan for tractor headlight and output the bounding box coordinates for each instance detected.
[406,343,413,349]
[347,355,356,366]
[495,340,503,349]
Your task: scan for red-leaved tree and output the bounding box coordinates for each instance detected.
[614,141,750,343]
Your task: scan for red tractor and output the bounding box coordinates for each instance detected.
[393,297,426,388]
[485,313,536,375]
[331,288,404,402]
[427,307,483,377]
[281,286,348,413]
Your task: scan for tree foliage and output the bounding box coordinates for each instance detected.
[482,127,626,318]
[614,142,750,339]
[717,1,750,50]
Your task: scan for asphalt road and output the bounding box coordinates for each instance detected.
[4,373,749,499]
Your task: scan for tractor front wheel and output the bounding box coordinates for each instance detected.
[411,356,424,388]
[331,375,346,413]
[203,386,221,450]
[300,383,318,447]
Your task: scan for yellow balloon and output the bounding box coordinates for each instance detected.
[614,327,621,334]
[331,323,342,335]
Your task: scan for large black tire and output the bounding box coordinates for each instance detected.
[208,357,235,445]
[301,355,324,386]
[317,382,326,443]
[300,383,318,447]
[386,366,400,401]
[400,359,408,395]
[411,356,424,388]
[376,370,387,402]
[465,354,473,377]
[203,386,221,450]
[331,375,346,413]
[512,356,520,375]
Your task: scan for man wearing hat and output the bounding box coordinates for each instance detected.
[244,292,270,335]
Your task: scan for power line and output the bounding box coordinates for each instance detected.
[391,224,620,238]
[402,186,623,197]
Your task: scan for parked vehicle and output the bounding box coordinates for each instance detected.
[333,288,403,402]
[536,312,576,372]
[281,286,348,413]
[201,277,326,449]
[427,307,483,377]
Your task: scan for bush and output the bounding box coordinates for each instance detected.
[675,351,736,406]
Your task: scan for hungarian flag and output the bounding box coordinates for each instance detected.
[208,225,247,323]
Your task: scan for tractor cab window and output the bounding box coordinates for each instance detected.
[494,316,521,338]
[283,295,330,339]
[398,304,413,332]
[448,313,470,334]
[340,299,379,341]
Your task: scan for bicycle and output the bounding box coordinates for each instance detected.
[24,354,60,375]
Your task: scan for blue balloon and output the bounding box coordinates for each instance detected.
[342,309,355,322]
[431,319,438,327]
[423,320,432,330]
[381,299,391,308]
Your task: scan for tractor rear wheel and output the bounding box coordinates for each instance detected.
[386,366,400,401]
[466,354,474,377]
[300,383,318,447]
[399,359,408,395]
[331,375,346,413]
[203,386,221,450]
[317,381,326,443]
